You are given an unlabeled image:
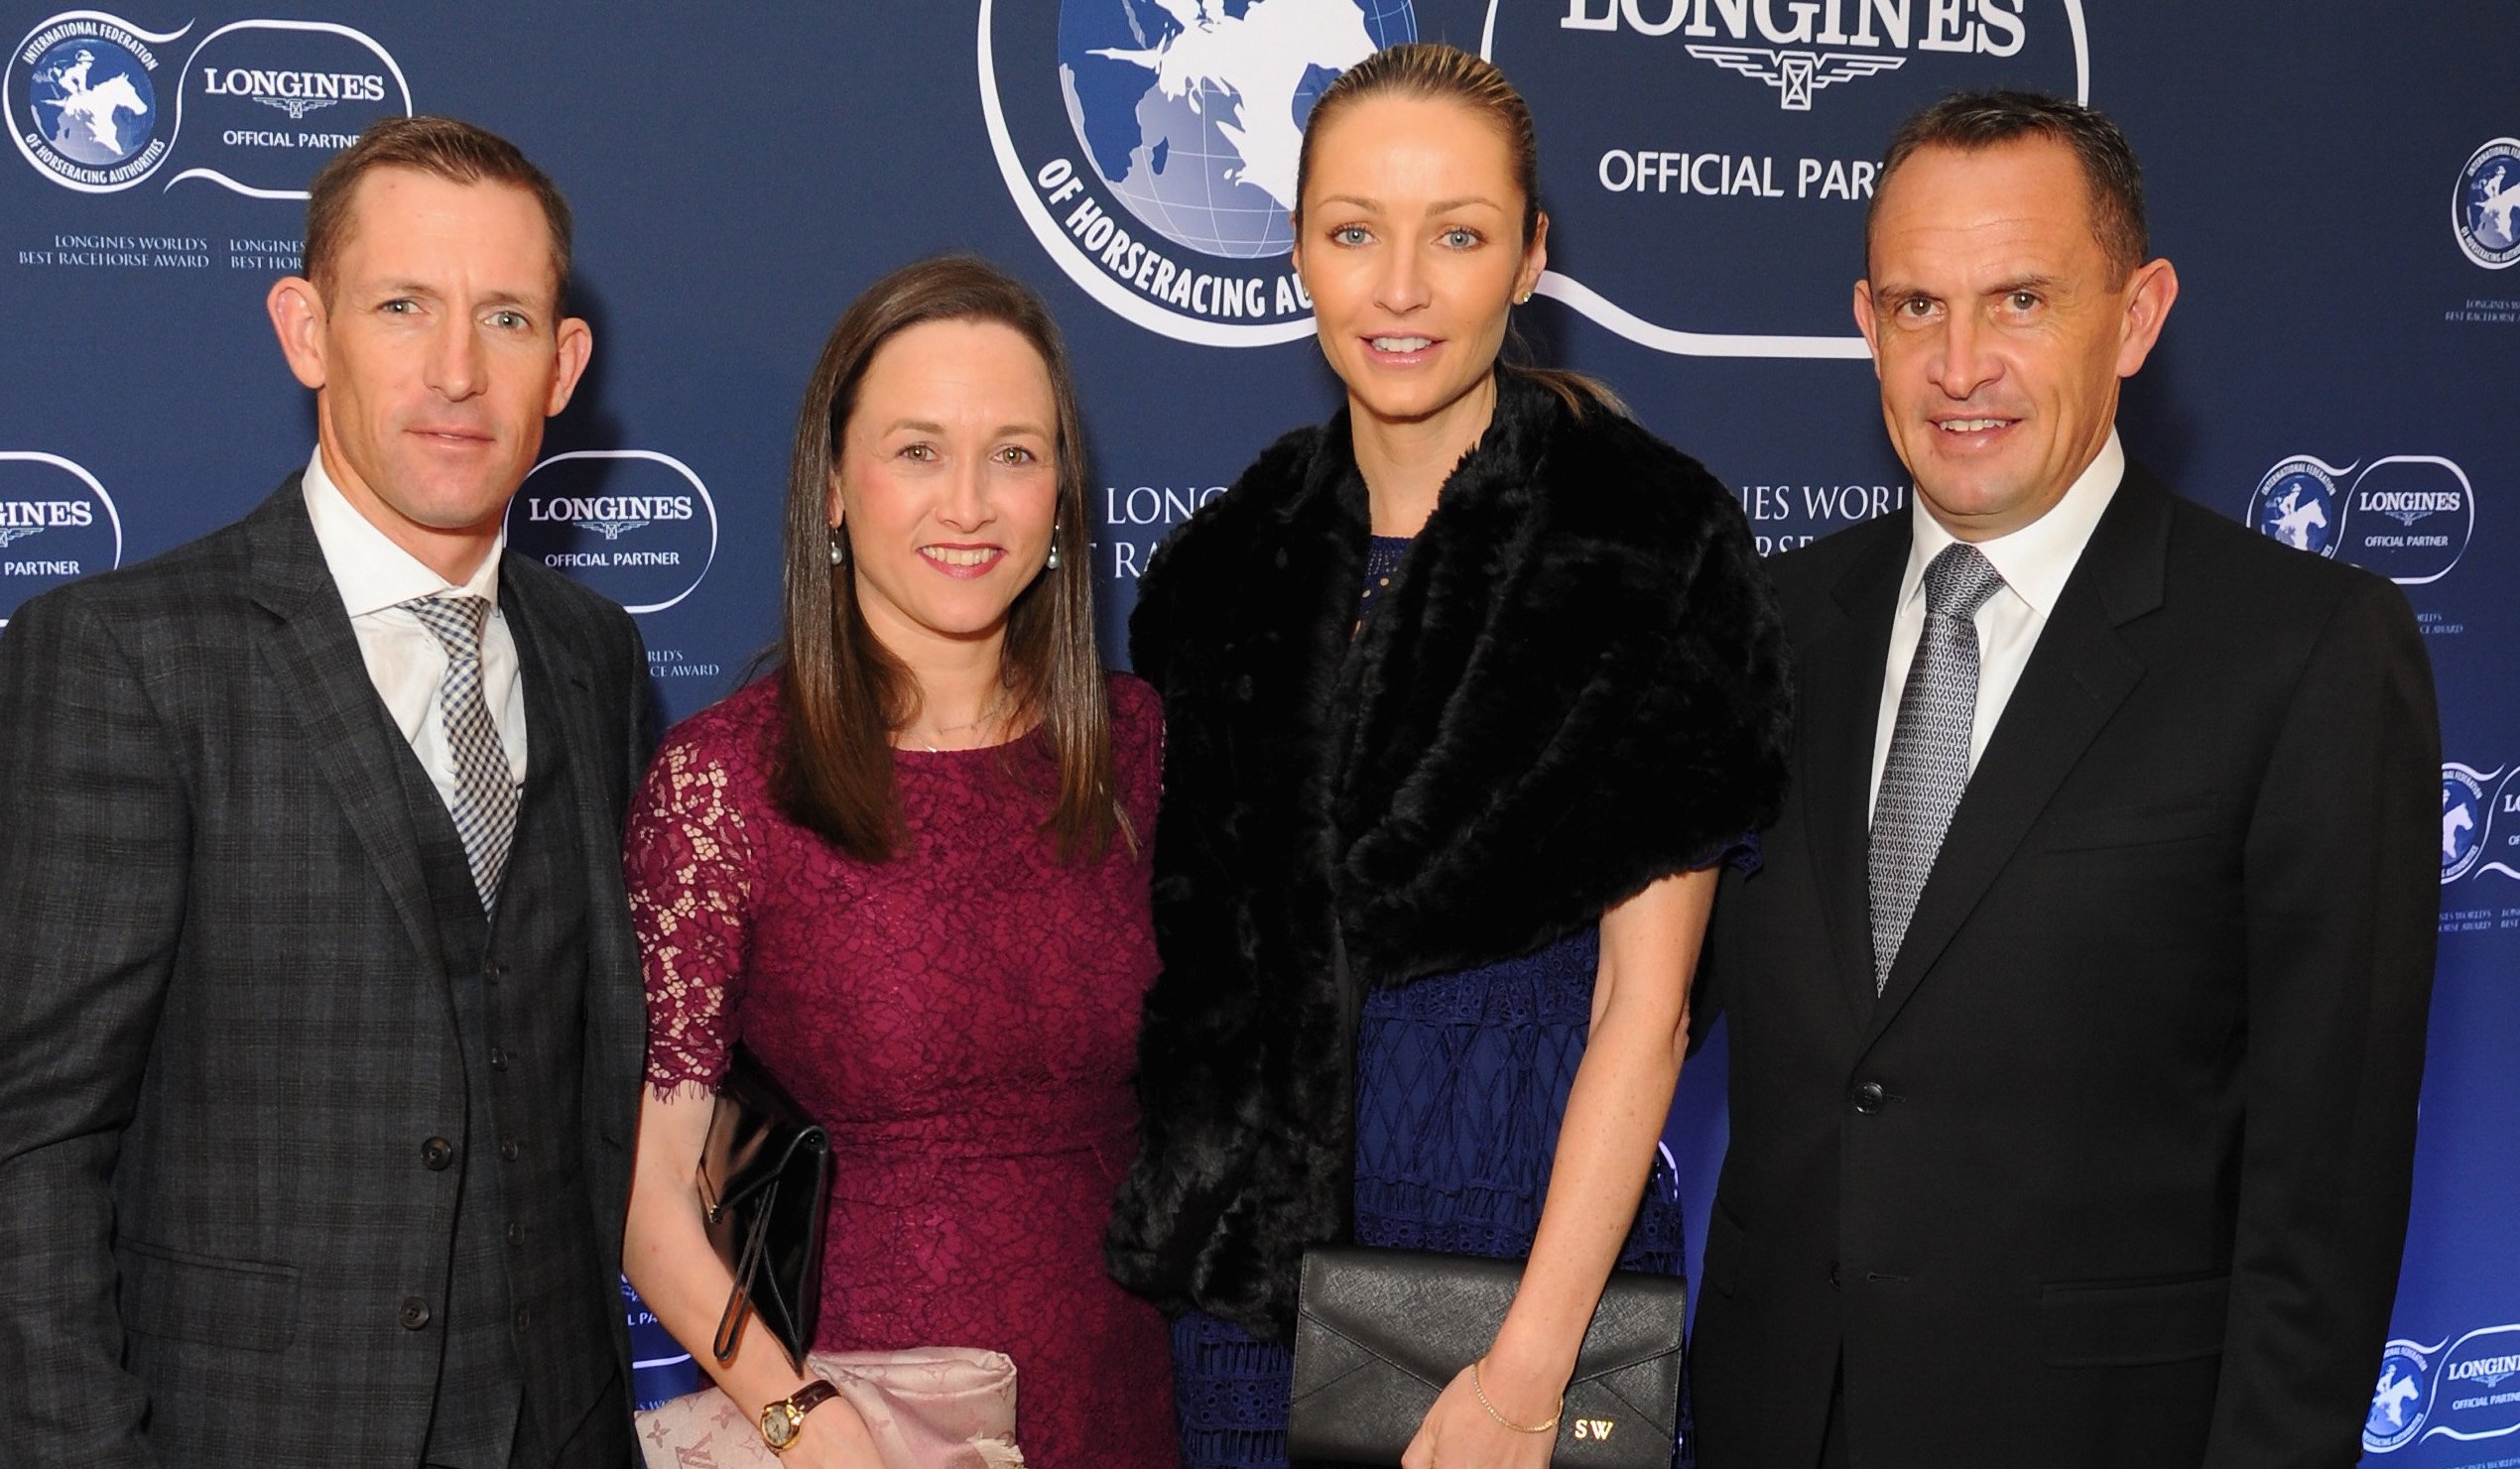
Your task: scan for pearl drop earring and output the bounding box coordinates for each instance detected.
[1046,521,1062,571]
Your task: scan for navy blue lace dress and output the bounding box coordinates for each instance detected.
[1167,536,1696,1469]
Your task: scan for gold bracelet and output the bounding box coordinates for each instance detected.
[1469,1356,1564,1434]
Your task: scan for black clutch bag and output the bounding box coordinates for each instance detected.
[1288,1246,1687,1467]
[696,1044,831,1374]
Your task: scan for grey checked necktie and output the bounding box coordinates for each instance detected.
[1868,543,2006,995]
[405,594,517,910]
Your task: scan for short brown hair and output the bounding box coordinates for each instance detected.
[302,115,573,306]
[1870,89,2148,282]
[775,255,1122,864]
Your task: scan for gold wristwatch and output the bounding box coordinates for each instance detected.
[758,1381,839,1454]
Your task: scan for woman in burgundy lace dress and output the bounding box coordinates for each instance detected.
[620,257,1176,1469]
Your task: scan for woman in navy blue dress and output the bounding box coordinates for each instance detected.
[1105,43,1792,1469]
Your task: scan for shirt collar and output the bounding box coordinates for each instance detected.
[301,444,506,619]
[1901,428,2124,621]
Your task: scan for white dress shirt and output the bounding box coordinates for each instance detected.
[1867,430,2125,820]
[302,446,529,819]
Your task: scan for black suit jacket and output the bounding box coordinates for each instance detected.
[0,479,651,1466]
[1693,462,2439,1469]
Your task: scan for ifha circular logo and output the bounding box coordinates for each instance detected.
[2456,137,2520,270]
[507,451,718,616]
[2440,766,2490,886]
[981,0,1416,345]
[2249,456,2343,557]
[2363,1341,2434,1452]
[9,12,188,191]
[0,452,125,625]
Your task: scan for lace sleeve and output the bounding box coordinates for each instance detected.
[624,733,755,1099]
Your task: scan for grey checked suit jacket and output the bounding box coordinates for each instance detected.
[0,478,652,1466]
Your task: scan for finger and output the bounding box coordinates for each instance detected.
[1401,1423,1432,1469]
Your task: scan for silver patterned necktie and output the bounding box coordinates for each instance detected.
[404,594,518,910]
[1868,542,2006,995]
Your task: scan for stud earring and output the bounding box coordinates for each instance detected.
[1046,521,1062,571]
[827,524,846,566]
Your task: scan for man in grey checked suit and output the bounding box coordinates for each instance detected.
[0,117,649,1467]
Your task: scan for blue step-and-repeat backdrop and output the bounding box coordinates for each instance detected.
[2,3,2512,1458]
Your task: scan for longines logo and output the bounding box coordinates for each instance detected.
[979,0,1414,347]
[0,451,125,625]
[2246,453,2476,587]
[1485,0,2086,358]
[507,451,718,616]
[522,493,695,543]
[2365,1323,2520,1453]
[2438,763,2520,888]
[198,63,388,120]
[1559,0,2035,111]
[7,11,411,197]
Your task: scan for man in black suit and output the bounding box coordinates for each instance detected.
[0,117,648,1466]
[1691,92,2439,1469]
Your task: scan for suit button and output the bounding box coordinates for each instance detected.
[399,1297,431,1330]
[420,1137,453,1170]
[507,1222,525,1248]
[500,1139,520,1162]
[1852,1081,1886,1114]
[489,1047,508,1071]
[1828,1261,1841,1290]
[484,960,507,982]
[514,1307,533,1334]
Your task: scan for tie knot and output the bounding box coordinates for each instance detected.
[405,593,491,657]
[1923,542,2004,620]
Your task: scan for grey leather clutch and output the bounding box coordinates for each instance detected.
[1288,1246,1687,1466]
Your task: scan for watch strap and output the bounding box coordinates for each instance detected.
[760,1380,840,1453]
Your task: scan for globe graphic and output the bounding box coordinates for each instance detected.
[32,39,156,167]
[1058,0,1417,261]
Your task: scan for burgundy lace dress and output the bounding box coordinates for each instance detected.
[626,673,1178,1469]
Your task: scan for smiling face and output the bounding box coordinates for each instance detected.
[1854,136,2176,540]
[827,317,1061,661]
[268,166,590,580]
[1292,93,1547,433]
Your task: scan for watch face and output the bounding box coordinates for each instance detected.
[761,1406,798,1448]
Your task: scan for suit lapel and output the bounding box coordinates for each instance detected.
[501,562,643,1118]
[1863,466,2172,1045]
[1802,525,1909,1029]
[244,479,446,978]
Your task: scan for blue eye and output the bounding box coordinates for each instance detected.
[1331,224,1370,246]
[1442,227,1478,249]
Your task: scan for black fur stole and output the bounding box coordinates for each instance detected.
[1104,369,1792,1340]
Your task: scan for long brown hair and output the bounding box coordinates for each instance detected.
[1292,43,1619,418]
[774,255,1117,863]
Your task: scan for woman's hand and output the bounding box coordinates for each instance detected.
[1400,1356,1564,1469]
